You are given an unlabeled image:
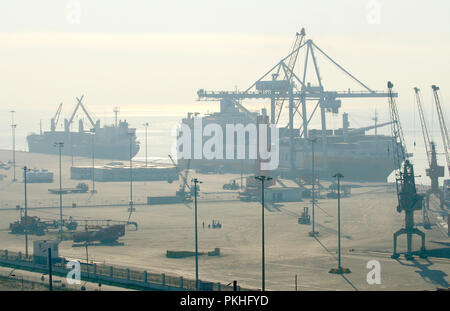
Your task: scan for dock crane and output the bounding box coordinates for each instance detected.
[431,85,450,175]
[389,82,426,260]
[414,87,445,211]
[168,155,194,201]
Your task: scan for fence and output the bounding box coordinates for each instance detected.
[0,249,248,291]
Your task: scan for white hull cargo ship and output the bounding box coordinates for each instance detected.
[178,104,402,182]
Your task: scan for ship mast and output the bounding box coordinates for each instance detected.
[114,107,119,127]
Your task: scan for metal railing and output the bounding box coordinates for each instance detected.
[0,249,250,291]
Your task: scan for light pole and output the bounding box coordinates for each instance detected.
[192,178,202,290]
[23,166,31,258]
[90,128,96,194]
[255,175,272,291]
[54,142,64,238]
[143,122,149,167]
[10,110,17,182]
[329,173,351,275]
[127,132,134,222]
[308,138,318,237]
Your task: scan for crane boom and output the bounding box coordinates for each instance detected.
[388,81,407,171]
[414,88,431,166]
[275,28,306,124]
[68,95,96,128]
[53,103,63,125]
[431,85,450,175]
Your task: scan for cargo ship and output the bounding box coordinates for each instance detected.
[27,97,139,160]
[177,104,403,182]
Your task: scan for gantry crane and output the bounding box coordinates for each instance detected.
[431,85,450,175]
[197,28,397,177]
[389,82,426,260]
[414,87,444,210]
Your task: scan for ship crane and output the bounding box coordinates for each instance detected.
[388,82,426,260]
[197,28,397,177]
[50,103,63,131]
[414,87,444,210]
[67,95,96,129]
[431,85,450,175]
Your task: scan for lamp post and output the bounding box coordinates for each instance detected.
[308,138,318,236]
[127,132,134,222]
[90,128,96,194]
[192,178,202,290]
[143,122,149,167]
[54,142,64,238]
[10,110,17,182]
[23,166,31,258]
[329,173,350,274]
[255,175,272,291]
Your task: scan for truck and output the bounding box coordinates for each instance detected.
[48,182,89,194]
[72,224,125,244]
[9,216,46,236]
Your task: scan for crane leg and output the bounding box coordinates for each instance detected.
[412,228,427,258]
[392,228,406,259]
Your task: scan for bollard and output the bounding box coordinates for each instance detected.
[126,268,130,281]
[217,282,221,291]
[144,271,148,283]
[179,276,183,288]
[109,266,113,278]
[161,273,165,286]
[93,263,97,276]
[4,250,8,260]
[18,252,22,261]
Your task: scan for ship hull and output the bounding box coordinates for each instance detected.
[27,132,139,160]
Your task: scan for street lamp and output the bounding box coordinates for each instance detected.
[54,142,64,238]
[143,122,149,167]
[329,173,351,275]
[192,178,202,290]
[90,128,96,194]
[307,138,318,237]
[255,175,272,291]
[127,132,134,222]
[23,166,31,258]
[10,110,17,182]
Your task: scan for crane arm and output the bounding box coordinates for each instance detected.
[388,81,407,171]
[53,103,63,125]
[168,155,191,191]
[67,95,96,128]
[414,88,431,166]
[432,85,450,174]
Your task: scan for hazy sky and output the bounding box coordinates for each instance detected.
[1,0,449,132]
